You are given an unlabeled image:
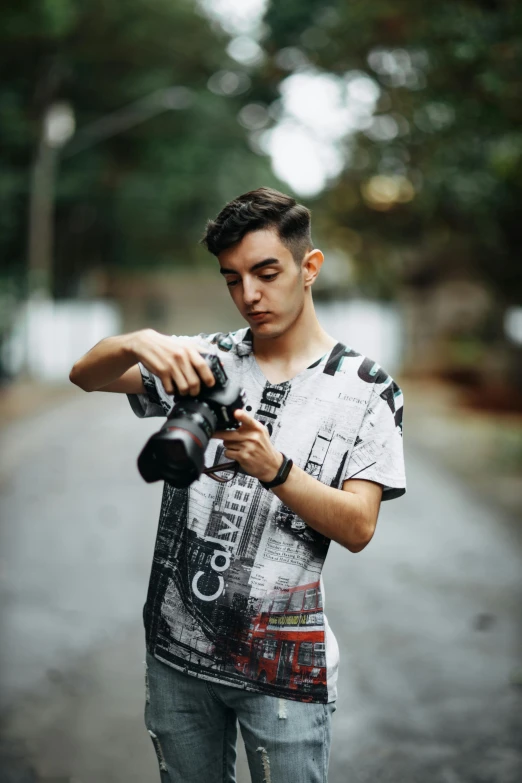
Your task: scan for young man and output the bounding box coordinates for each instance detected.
[69,187,406,783]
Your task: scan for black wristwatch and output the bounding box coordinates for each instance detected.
[260,453,293,490]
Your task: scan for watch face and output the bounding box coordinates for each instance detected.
[280,458,292,481]
[261,455,291,488]
[272,456,292,486]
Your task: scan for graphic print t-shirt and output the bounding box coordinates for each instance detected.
[127,327,406,703]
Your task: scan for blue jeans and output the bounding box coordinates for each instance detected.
[144,649,337,782]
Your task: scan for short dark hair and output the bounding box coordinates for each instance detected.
[201,187,313,264]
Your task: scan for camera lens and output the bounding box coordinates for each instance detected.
[138,402,217,486]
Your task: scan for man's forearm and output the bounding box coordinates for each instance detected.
[271,464,370,553]
[69,332,138,391]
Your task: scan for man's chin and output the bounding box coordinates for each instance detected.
[248,319,285,339]
[248,322,269,335]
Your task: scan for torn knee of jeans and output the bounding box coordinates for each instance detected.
[144,660,150,704]
[277,698,287,719]
[148,729,168,772]
[256,745,271,783]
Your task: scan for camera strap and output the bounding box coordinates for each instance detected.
[201,459,247,483]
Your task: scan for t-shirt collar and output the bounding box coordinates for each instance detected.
[235,327,254,357]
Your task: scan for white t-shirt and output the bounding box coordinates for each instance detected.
[127,326,406,703]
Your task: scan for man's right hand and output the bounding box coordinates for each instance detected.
[69,328,217,395]
[130,329,216,397]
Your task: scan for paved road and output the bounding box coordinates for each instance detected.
[1,388,521,782]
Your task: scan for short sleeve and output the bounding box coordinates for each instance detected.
[341,377,406,501]
[126,361,175,418]
[126,332,213,419]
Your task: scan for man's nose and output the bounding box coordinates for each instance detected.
[242,277,262,306]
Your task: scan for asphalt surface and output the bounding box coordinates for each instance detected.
[0,388,521,782]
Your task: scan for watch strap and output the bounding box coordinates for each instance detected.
[260,453,293,490]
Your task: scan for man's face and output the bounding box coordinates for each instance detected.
[218,229,306,339]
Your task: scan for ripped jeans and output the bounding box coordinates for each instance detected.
[144,650,337,783]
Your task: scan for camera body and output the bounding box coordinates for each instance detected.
[137,352,246,487]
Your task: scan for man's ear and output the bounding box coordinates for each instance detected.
[302,248,324,289]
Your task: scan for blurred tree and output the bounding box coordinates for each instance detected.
[0,0,279,297]
[259,0,522,306]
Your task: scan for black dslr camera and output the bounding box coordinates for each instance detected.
[137,352,246,488]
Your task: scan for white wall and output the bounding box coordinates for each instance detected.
[2,298,122,382]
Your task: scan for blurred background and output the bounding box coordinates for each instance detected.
[0,1,521,781]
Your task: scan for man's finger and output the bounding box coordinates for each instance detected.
[190,348,216,387]
[234,409,262,428]
[212,410,262,439]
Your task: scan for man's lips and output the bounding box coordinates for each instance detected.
[248,311,269,318]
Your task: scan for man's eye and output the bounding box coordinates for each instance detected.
[260,274,278,281]
[226,280,239,287]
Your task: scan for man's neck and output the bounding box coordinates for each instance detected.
[252,297,337,369]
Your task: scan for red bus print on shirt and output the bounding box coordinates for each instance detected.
[231,580,326,698]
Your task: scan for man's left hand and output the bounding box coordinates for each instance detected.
[213,409,283,483]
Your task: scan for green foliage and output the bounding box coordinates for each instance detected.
[0,0,280,296]
[262,0,522,301]
[2,0,520,305]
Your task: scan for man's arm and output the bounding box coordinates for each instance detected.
[69,332,144,393]
[271,469,382,553]
[69,328,216,395]
[215,409,382,553]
